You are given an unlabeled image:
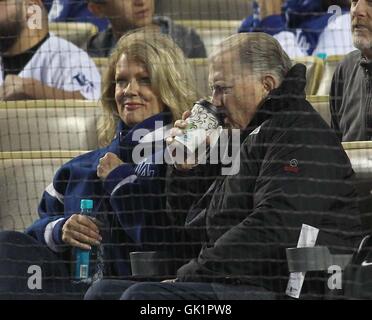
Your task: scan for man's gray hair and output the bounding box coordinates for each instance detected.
[212,33,292,82]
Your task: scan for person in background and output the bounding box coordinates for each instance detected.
[48,0,109,31]
[0,0,100,100]
[83,0,206,58]
[0,29,199,299]
[239,0,353,57]
[330,0,372,141]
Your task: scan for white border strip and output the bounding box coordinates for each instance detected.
[44,218,67,253]
[45,183,64,204]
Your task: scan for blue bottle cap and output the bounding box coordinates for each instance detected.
[80,199,93,210]
[316,53,327,60]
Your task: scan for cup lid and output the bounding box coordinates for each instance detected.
[80,199,93,210]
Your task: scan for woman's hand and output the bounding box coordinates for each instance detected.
[62,214,102,250]
[97,152,124,179]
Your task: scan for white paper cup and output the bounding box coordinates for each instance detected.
[174,100,223,154]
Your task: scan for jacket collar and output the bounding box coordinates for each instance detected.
[360,53,372,77]
[245,63,307,133]
[118,110,172,146]
[107,110,172,162]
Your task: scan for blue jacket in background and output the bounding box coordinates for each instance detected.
[238,0,349,55]
[25,112,187,277]
[48,0,109,31]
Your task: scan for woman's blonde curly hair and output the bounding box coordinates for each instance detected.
[97,28,199,147]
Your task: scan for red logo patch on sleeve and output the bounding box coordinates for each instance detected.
[284,159,300,173]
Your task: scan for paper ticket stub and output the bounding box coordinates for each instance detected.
[286,224,319,299]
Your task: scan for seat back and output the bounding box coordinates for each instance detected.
[316,55,344,96]
[287,246,352,273]
[286,246,352,299]
[0,100,101,152]
[49,22,98,47]
[0,151,85,231]
[93,57,109,78]
[156,0,252,20]
[343,234,372,299]
[292,56,324,95]
[307,95,331,126]
[343,141,372,232]
[176,20,241,56]
[189,58,210,98]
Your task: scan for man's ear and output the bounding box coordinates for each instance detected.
[88,2,106,18]
[262,74,278,93]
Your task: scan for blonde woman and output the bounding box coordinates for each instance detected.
[0,29,198,299]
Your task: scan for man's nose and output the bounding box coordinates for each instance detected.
[352,0,367,17]
[211,91,223,108]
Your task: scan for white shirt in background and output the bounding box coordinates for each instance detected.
[0,34,101,100]
[313,13,356,57]
[274,31,307,58]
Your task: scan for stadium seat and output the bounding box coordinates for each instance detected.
[307,95,331,126]
[176,20,241,56]
[292,56,324,95]
[189,58,210,98]
[0,100,102,152]
[286,142,372,299]
[343,141,372,179]
[286,245,352,299]
[316,55,344,96]
[157,0,252,20]
[343,141,372,232]
[93,57,109,78]
[287,246,352,273]
[0,151,86,231]
[49,22,98,47]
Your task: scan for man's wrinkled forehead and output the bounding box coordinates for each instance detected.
[209,50,244,82]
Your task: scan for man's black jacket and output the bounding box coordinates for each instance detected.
[167,64,363,297]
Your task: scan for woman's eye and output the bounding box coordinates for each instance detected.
[211,84,233,95]
[115,79,128,86]
[139,77,151,85]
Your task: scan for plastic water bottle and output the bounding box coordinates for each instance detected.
[74,199,93,280]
